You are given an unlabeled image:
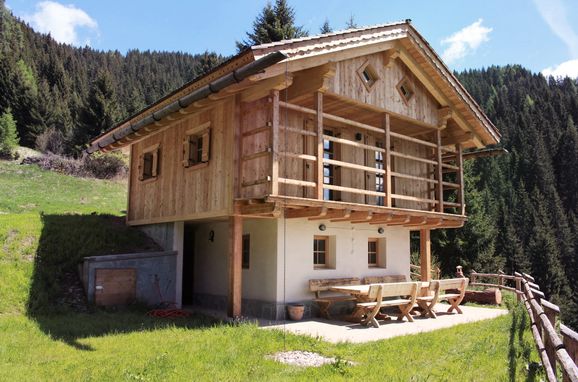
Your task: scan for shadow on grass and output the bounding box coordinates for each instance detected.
[26,214,218,351]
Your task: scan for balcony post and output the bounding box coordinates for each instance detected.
[384,113,392,207]
[227,214,243,317]
[270,90,279,195]
[420,228,432,282]
[456,143,465,215]
[315,91,324,200]
[436,129,443,212]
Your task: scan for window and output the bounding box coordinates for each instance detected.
[368,238,378,267]
[375,140,384,206]
[357,61,380,92]
[396,77,414,104]
[323,129,337,200]
[313,236,328,268]
[138,144,160,181]
[242,234,250,269]
[183,122,211,168]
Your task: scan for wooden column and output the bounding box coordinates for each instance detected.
[270,90,280,196]
[420,229,431,282]
[227,215,243,317]
[315,91,324,200]
[435,130,443,212]
[384,113,392,207]
[456,143,465,215]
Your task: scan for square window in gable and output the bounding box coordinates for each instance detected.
[396,77,414,105]
[356,61,380,92]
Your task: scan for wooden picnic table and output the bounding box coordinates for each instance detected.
[330,282,431,322]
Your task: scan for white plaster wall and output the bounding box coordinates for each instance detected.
[192,219,278,301]
[276,218,411,302]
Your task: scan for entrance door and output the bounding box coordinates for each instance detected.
[182,224,195,305]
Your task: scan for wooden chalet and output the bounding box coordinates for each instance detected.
[89,21,500,319]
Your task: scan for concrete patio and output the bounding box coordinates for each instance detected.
[261,303,508,343]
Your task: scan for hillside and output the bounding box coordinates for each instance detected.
[0,1,224,151]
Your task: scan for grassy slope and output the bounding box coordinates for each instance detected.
[0,161,541,381]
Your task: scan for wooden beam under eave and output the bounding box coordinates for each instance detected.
[369,215,411,225]
[241,73,294,103]
[238,202,278,216]
[284,206,327,219]
[441,131,473,146]
[309,209,351,221]
[286,63,335,102]
[382,48,400,68]
[332,211,372,223]
[227,215,243,318]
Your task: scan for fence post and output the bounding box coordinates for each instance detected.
[498,270,504,289]
[514,272,522,302]
[471,269,477,285]
[542,300,560,379]
[456,265,464,278]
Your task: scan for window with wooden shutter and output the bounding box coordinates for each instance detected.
[139,144,160,181]
[183,121,211,169]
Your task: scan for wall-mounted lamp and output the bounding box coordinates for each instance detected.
[377,227,384,234]
[209,230,215,242]
[355,132,363,141]
[318,224,327,232]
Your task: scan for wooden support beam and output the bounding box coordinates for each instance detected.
[382,48,400,68]
[270,91,280,196]
[456,144,465,215]
[348,211,374,223]
[309,209,352,221]
[385,113,392,207]
[420,229,432,282]
[436,130,444,212]
[437,107,452,129]
[315,92,324,200]
[331,211,370,222]
[228,215,243,317]
[389,216,426,226]
[442,131,473,146]
[238,202,278,216]
[369,215,411,225]
[286,63,335,101]
[241,73,293,103]
[285,206,327,219]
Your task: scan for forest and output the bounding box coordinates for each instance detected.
[1,0,577,324]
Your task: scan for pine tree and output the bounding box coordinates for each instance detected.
[72,70,120,152]
[320,19,332,34]
[0,109,19,157]
[236,0,308,51]
[345,14,358,29]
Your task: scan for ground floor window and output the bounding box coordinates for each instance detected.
[368,238,378,267]
[242,234,250,269]
[313,236,328,268]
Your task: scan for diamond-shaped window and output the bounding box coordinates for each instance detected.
[396,77,414,104]
[357,61,380,92]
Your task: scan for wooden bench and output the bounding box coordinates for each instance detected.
[309,277,360,319]
[357,282,419,328]
[416,278,469,318]
[362,275,407,284]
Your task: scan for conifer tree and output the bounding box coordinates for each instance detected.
[345,14,358,29]
[320,19,332,34]
[0,109,19,157]
[236,0,308,51]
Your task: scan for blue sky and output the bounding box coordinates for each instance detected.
[5,0,578,77]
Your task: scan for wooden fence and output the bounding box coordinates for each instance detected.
[469,270,578,381]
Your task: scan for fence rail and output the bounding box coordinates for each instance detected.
[468,270,578,381]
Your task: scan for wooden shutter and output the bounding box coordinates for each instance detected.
[201,129,210,162]
[138,154,144,180]
[151,149,159,177]
[182,137,190,167]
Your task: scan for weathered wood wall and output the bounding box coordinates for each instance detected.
[128,99,236,225]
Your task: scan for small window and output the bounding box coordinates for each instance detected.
[242,234,250,269]
[138,144,160,181]
[368,238,378,267]
[183,122,211,168]
[396,77,414,104]
[357,61,380,92]
[313,236,328,268]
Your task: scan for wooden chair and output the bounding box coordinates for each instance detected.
[357,282,419,328]
[416,278,468,317]
[309,277,360,319]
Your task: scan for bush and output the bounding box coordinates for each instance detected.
[21,152,128,179]
[0,110,19,158]
[35,128,65,155]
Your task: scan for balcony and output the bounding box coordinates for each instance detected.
[238,90,465,227]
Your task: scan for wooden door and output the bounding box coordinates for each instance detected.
[94,268,137,306]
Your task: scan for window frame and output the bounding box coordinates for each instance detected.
[356,60,380,92]
[183,121,211,169]
[368,238,378,267]
[313,235,329,269]
[396,77,414,105]
[138,143,160,182]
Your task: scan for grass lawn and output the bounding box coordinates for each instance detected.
[0,160,542,381]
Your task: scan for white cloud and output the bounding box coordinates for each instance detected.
[440,19,493,64]
[22,1,98,46]
[542,59,578,78]
[533,0,578,57]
